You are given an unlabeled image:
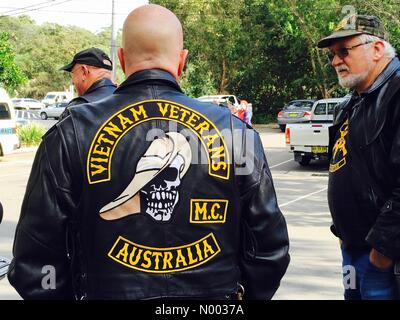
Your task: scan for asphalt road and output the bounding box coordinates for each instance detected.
[0,126,343,300]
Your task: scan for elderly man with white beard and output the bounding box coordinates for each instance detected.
[318,14,400,300]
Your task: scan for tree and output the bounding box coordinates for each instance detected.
[0,32,26,95]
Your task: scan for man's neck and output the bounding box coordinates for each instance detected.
[356,57,391,93]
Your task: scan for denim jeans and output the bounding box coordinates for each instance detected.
[341,247,398,300]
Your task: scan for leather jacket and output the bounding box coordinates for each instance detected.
[328,57,400,260]
[8,69,289,300]
[60,78,117,119]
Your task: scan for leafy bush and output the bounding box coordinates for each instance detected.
[17,123,45,146]
[252,113,276,124]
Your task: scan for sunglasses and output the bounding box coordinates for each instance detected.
[327,41,373,61]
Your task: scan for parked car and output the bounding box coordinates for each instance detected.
[277,99,315,132]
[197,95,240,107]
[39,102,68,120]
[41,91,73,107]
[0,88,20,156]
[310,97,348,122]
[285,97,348,166]
[11,98,45,110]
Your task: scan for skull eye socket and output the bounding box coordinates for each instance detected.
[162,167,179,181]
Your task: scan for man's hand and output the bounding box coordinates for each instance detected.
[369,248,393,269]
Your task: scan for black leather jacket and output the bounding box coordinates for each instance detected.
[328,57,400,260]
[60,78,117,119]
[8,69,289,300]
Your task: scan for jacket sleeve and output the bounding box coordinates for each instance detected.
[7,120,80,299]
[236,127,290,299]
[366,95,400,260]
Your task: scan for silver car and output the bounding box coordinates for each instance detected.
[39,102,68,120]
[277,99,315,132]
[12,98,45,110]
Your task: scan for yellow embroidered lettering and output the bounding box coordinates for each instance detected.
[152,252,163,270]
[163,251,174,270]
[187,113,200,128]
[195,121,210,135]
[90,163,108,176]
[157,102,169,117]
[169,105,180,119]
[117,114,134,130]
[115,243,129,263]
[103,121,123,139]
[129,247,142,266]
[194,202,208,221]
[141,250,152,269]
[210,203,221,220]
[211,161,227,171]
[203,239,215,258]
[93,144,111,157]
[97,133,115,146]
[130,105,148,121]
[175,249,188,268]
[203,134,220,147]
[187,246,198,264]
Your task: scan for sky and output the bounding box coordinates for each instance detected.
[0,0,149,33]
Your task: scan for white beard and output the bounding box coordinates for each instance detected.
[336,58,373,89]
[338,69,370,89]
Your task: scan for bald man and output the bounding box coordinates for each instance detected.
[8,4,289,300]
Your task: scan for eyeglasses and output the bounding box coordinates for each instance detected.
[327,41,373,61]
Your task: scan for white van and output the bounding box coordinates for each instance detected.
[41,91,73,107]
[0,88,20,156]
[197,95,240,107]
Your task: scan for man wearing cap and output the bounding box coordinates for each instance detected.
[318,14,400,299]
[8,4,289,300]
[59,47,117,119]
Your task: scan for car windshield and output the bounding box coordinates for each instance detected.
[45,95,56,99]
[0,103,11,119]
[286,100,313,110]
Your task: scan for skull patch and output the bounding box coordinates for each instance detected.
[140,154,185,221]
[99,132,192,222]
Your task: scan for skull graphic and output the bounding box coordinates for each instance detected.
[99,132,192,222]
[140,154,185,221]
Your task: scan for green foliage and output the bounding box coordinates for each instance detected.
[252,113,276,124]
[2,2,400,123]
[0,15,123,100]
[154,0,400,123]
[0,32,27,94]
[17,123,46,146]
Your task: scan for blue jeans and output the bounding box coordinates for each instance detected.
[341,247,398,300]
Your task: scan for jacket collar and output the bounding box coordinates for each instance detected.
[116,69,183,93]
[85,78,116,94]
[353,56,400,98]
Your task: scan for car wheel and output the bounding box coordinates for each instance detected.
[299,156,311,166]
[279,124,286,132]
[40,112,48,120]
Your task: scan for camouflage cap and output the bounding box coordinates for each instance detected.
[317,14,388,48]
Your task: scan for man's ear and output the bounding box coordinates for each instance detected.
[177,49,188,78]
[372,40,385,61]
[82,65,90,77]
[118,48,126,74]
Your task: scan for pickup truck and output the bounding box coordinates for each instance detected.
[285,122,331,165]
[285,97,348,166]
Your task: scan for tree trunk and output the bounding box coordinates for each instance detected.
[219,58,229,94]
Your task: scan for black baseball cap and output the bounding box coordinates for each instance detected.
[60,47,113,72]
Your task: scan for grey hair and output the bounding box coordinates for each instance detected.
[358,34,396,58]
